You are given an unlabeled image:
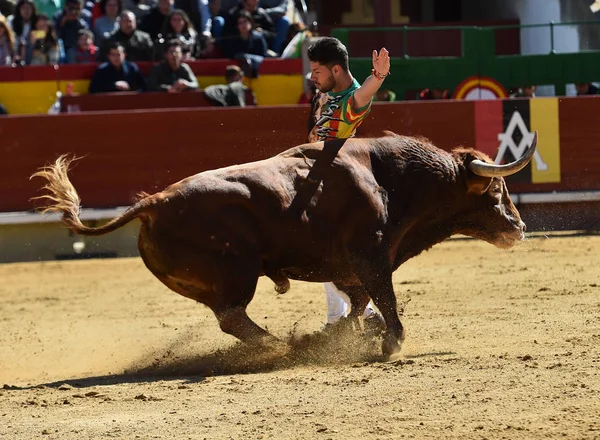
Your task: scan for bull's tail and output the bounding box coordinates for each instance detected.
[30,154,150,237]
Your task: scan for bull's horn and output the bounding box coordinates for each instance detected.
[469,131,538,177]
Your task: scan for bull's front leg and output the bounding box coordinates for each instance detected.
[352,261,405,356]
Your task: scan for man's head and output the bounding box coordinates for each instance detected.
[119,10,136,34]
[307,37,349,93]
[521,85,536,97]
[242,0,258,12]
[575,83,591,96]
[76,29,94,51]
[65,0,82,17]
[158,0,173,15]
[236,10,253,35]
[165,39,183,69]
[106,41,125,68]
[225,65,244,83]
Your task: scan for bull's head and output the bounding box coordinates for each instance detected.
[456,131,538,249]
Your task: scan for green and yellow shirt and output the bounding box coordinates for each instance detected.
[308,79,372,143]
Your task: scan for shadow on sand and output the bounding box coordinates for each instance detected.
[10,327,389,391]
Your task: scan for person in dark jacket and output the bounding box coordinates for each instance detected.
[89,40,145,93]
[139,0,171,40]
[100,9,153,61]
[204,64,253,106]
[220,10,266,78]
[145,38,198,92]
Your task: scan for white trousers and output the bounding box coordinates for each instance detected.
[324,282,377,324]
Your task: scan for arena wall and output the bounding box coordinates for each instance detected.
[1,96,599,263]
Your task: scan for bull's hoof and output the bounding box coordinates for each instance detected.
[381,333,402,357]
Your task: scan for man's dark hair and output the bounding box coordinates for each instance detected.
[166,38,182,51]
[307,37,349,71]
[236,10,253,25]
[106,40,124,52]
[225,65,243,82]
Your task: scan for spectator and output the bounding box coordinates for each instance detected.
[153,8,195,60]
[297,71,315,104]
[54,0,88,53]
[139,0,170,39]
[418,87,449,100]
[575,83,599,96]
[101,9,153,61]
[255,0,289,54]
[510,85,536,98]
[8,0,38,62]
[221,0,282,54]
[0,14,15,65]
[67,27,97,62]
[89,40,145,92]
[204,64,253,106]
[122,0,152,21]
[146,38,198,92]
[174,0,210,42]
[374,88,396,102]
[93,0,121,43]
[220,10,267,77]
[27,13,62,64]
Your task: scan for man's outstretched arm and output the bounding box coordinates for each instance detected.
[352,48,391,110]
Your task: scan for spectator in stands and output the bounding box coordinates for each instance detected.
[26,13,63,64]
[67,27,97,62]
[89,40,145,92]
[54,0,88,53]
[418,87,449,100]
[34,0,62,20]
[297,71,315,104]
[510,85,536,98]
[101,9,153,61]
[0,14,15,65]
[122,0,152,22]
[139,0,170,39]
[220,10,267,78]
[575,82,599,96]
[374,88,396,102]
[220,0,284,55]
[256,0,288,54]
[93,0,121,43]
[8,0,38,63]
[204,64,253,106]
[146,38,198,92]
[174,0,211,44]
[153,8,195,60]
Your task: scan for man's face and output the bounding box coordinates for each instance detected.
[166,45,182,68]
[158,0,173,15]
[66,1,81,17]
[309,61,336,93]
[244,0,258,11]
[108,47,124,68]
[119,12,135,34]
[77,34,92,51]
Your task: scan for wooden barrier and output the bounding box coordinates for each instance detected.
[59,89,256,113]
[2,97,600,214]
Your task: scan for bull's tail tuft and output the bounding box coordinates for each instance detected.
[30,154,148,236]
[30,154,85,230]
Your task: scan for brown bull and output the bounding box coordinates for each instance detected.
[31,131,537,356]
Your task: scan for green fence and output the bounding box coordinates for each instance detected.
[331,22,600,99]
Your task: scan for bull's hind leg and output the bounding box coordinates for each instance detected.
[334,284,371,332]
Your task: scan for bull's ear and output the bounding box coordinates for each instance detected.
[455,149,493,194]
[466,174,493,195]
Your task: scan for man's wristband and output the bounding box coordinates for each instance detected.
[371,69,390,80]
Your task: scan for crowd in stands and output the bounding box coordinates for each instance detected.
[0,0,308,78]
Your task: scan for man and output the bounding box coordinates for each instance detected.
[89,41,146,93]
[146,39,199,92]
[306,36,390,331]
[575,82,599,96]
[204,64,254,106]
[101,10,154,62]
[139,0,172,40]
[55,0,89,53]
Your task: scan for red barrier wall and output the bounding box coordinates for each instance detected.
[1,97,599,214]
